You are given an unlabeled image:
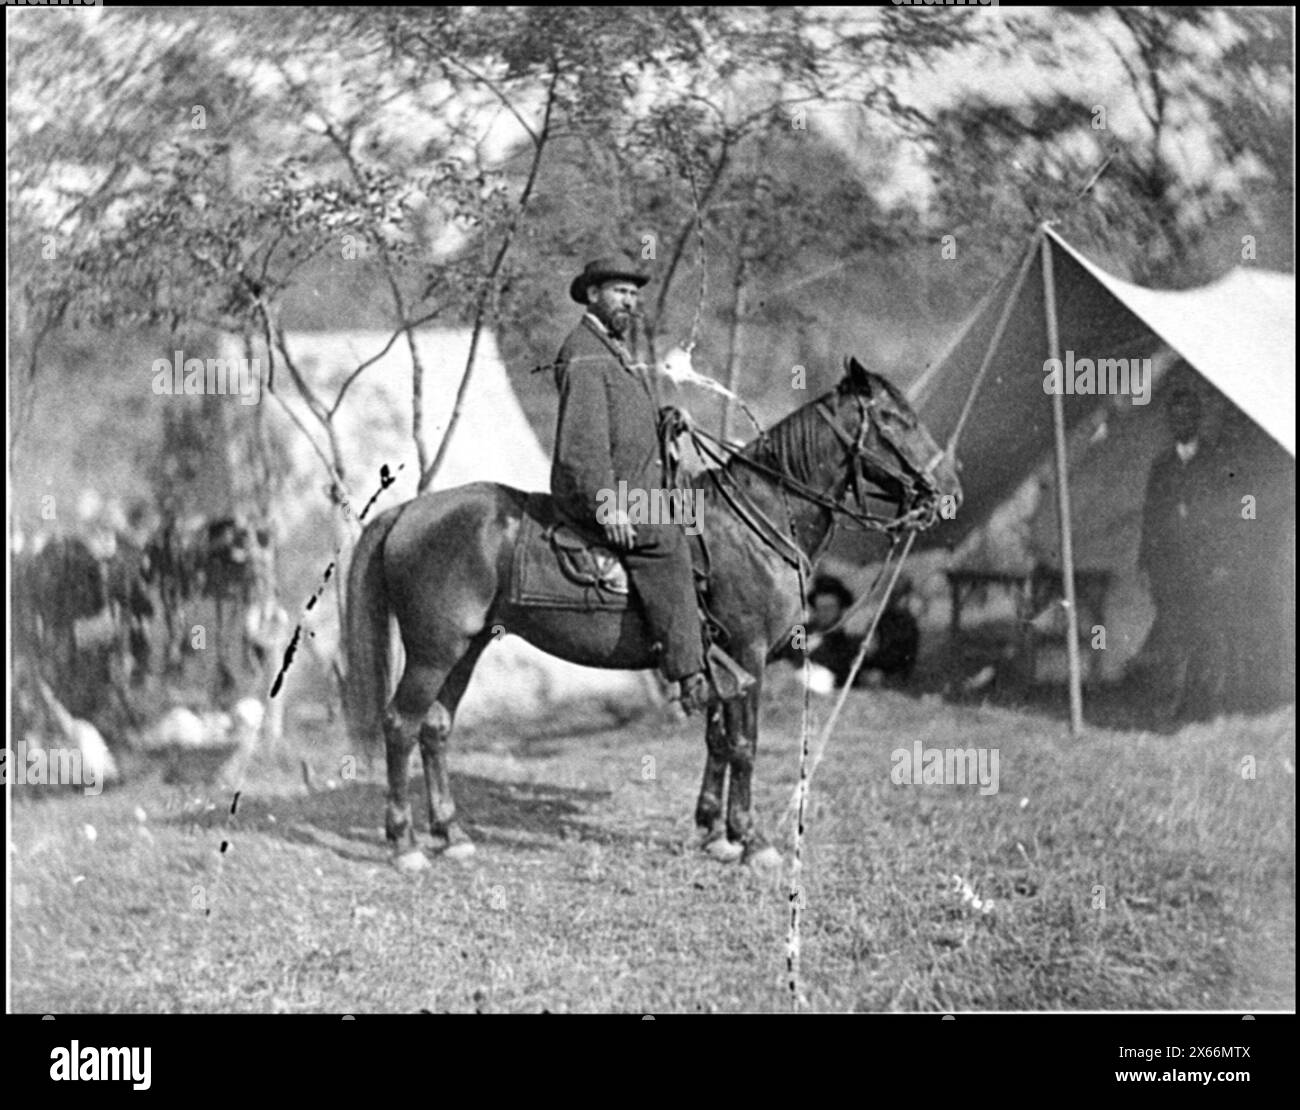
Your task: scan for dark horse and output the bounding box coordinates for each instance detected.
[344,357,961,869]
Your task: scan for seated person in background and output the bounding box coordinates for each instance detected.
[862,576,921,687]
[775,574,921,690]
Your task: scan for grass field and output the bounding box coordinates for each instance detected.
[10,673,1295,1013]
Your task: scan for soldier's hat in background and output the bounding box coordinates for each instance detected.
[809,574,854,610]
[569,254,650,304]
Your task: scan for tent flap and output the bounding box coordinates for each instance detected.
[910,229,1295,552]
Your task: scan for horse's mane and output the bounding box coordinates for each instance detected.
[731,393,832,488]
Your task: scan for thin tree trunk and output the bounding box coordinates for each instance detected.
[242,330,287,746]
[419,70,559,492]
[721,253,749,442]
[647,140,733,368]
[408,327,430,482]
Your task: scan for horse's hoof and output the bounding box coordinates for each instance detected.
[703,836,744,863]
[444,841,476,862]
[393,849,431,873]
[744,845,783,871]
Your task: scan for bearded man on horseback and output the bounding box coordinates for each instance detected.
[550,254,710,713]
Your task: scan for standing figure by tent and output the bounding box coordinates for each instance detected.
[1136,381,1228,717]
[549,255,710,713]
[1199,405,1296,713]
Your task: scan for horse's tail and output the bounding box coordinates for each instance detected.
[343,504,404,753]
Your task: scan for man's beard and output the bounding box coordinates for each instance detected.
[619,311,638,346]
[594,302,633,339]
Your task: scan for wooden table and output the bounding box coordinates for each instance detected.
[945,565,1113,681]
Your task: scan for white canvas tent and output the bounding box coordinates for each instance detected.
[223,328,652,723]
[908,225,1295,728]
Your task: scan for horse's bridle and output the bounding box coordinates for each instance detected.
[685,390,947,574]
[812,393,947,533]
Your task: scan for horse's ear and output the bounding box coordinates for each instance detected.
[843,355,873,394]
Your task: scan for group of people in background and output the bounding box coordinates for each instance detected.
[13,494,282,733]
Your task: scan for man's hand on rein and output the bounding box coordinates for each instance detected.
[658,406,692,440]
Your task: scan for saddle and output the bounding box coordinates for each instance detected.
[510,495,633,611]
[507,494,756,698]
[550,522,631,596]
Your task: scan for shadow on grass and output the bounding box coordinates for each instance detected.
[456,699,669,755]
[163,772,632,864]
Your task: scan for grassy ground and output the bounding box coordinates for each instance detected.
[10,672,1295,1013]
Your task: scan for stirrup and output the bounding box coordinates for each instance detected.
[705,643,756,700]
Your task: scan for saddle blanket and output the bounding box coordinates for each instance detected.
[509,494,632,612]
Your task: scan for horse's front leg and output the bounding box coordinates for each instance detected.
[697,697,741,861]
[213,595,236,695]
[725,671,781,870]
[163,592,183,674]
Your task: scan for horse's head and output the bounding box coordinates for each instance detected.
[823,356,962,531]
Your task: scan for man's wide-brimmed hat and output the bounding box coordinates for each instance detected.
[569,254,650,304]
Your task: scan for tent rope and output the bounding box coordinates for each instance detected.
[782,479,812,1012]
[778,530,916,832]
[945,229,1044,459]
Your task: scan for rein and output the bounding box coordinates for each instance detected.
[689,429,814,574]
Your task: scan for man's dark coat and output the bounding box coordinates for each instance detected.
[548,313,702,681]
[551,315,663,524]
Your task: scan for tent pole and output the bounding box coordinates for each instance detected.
[1040,227,1085,736]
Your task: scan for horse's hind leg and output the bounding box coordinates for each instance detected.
[383,657,450,871]
[417,634,491,861]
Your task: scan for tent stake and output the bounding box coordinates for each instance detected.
[1040,228,1085,736]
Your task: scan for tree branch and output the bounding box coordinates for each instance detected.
[418,66,559,492]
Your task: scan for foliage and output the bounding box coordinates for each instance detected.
[8,6,1292,498]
